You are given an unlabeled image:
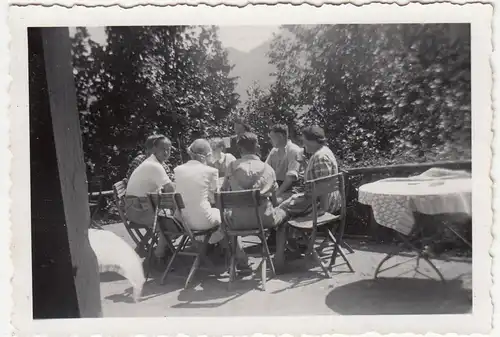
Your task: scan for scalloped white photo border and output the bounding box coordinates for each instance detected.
[3,1,497,336]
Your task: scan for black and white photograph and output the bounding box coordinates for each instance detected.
[8,3,494,336]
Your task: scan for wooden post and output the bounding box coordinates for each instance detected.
[41,27,102,317]
[30,28,80,319]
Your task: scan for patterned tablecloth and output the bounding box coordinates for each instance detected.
[358,169,472,235]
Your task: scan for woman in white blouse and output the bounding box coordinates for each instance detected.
[174,139,250,270]
[174,139,222,243]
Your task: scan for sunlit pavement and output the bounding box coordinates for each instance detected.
[99,223,472,317]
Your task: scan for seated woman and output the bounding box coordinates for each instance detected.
[174,139,222,243]
[208,137,236,178]
[174,139,250,269]
[278,125,341,217]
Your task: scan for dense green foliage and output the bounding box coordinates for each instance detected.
[71,24,471,183]
[71,26,239,186]
[241,24,471,168]
[71,25,472,241]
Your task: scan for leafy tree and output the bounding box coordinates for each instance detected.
[247,24,471,167]
[71,26,239,185]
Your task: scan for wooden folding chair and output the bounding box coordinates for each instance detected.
[112,180,154,258]
[148,192,218,288]
[88,175,104,229]
[287,172,354,278]
[215,189,276,291]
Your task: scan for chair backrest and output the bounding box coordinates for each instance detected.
[148,192,185,211]
[306,172,346,218]
[303,172,347,251]
[148,192,190,237]
[215,189,261,209]
[113,180,127,200]
[112,180,129,223]
[89,175,103,191]
[215,189,263,232]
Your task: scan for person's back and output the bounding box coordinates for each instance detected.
[126,134,173,183]
[174,161,219,228]
[222,132,287,230]
[126,153,147,182]
[227,156,276,197]
[123,135,174,261]
[126,155,170,198]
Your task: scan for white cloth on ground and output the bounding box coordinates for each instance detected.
[89,228,145,302]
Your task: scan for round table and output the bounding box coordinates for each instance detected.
[358,175,472,281]
[358,176,472,235]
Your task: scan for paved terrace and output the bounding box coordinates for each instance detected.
[100,223,472,317]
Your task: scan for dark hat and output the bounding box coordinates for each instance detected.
[302,126,326,143]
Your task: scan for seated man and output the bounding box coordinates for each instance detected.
[222,132,288,230]
[227,117,252,158]
[279,125,341,217]
[125,135,176,261]
[175,139,250,270]
[266,124,303,203]
[126,134,172,183]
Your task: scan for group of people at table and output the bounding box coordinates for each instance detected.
[124,118,341,272]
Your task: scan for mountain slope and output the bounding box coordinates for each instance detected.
[226,41,276,104]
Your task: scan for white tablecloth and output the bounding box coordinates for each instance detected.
[358,169,472,235]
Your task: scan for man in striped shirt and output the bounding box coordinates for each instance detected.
[126,135,172,183]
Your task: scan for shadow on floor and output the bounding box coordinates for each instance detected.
[171,277,257,309]
[325,277,472,315]
[346,240,472,262]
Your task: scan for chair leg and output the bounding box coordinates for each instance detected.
[261,234,276,277]
[185,235,210,288]
[228,236,237,291]
[185,256,201,289]
[161,236,187,285]
[163,233,177,255]
[144,238,155,281]
[342,240,355,254]
[137,229,154,256]
[335,245,354,272]
[312,249,330,278]
[328,229,354,272]
[327,230,338,264]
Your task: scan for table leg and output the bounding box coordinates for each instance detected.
[374,231,445,283]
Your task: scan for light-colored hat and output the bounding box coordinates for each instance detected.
[188,139,212,158]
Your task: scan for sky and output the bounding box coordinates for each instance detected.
[74,25,280,52]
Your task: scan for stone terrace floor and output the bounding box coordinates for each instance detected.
[100,223,472,317]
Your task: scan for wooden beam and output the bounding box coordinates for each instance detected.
[29,27,80,319]
[42,27,102,317]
